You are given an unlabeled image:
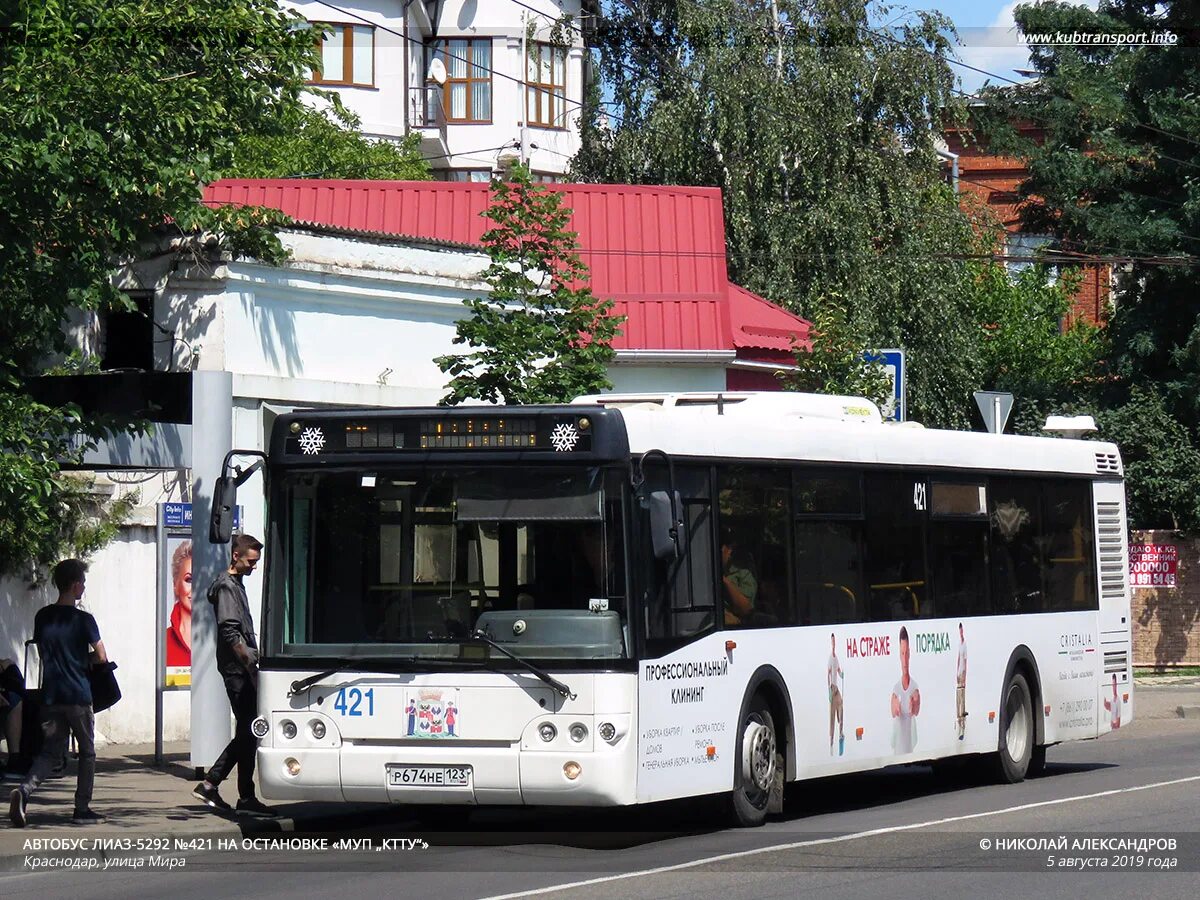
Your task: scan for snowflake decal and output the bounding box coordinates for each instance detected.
[549,423,580,452]
[297,427,326,456]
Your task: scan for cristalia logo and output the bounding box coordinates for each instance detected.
[1060,633,1095,650]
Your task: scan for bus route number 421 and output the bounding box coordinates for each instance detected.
[333,687,375,716]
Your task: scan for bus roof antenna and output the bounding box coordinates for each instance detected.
[717,393,725,415]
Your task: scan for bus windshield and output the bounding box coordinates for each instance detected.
[269,466,629,662]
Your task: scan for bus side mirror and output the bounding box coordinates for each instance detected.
[648,490,682,560]
[210,475,237,544]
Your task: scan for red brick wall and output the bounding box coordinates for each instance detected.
[1130,530,1200,668]
[945,124,1111,327]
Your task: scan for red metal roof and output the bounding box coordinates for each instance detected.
[727,285,811,353]
[203,179,807,353]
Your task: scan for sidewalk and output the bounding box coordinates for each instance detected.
[0,741,412,864]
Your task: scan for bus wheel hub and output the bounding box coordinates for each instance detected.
[742,720,776,792]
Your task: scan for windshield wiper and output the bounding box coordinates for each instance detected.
[286,656,487,696]
[471,630,576,701]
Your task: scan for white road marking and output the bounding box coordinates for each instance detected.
[474,774,1200,900]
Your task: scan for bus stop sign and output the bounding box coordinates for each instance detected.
[864,349,905,422]
[974,391,1014,434]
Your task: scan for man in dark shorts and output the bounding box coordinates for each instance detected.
[9,559,108,826]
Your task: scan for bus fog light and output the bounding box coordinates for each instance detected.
[281,720,297,740]
[569,723,588,743]
[284,758,301,777]
[539,722,557,742]
[598,722,616,743]
[563,761,582,780]
[251,717,270,739]
[310,720,326,740]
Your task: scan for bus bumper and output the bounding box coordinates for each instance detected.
[257,742,639,806]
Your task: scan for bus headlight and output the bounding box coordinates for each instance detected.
[310,720,326,740]
[251,717,270,739]
[598,722,617,743]
[538,722,557,742]
[284,757,301,777]
[281,720,297,740]
[563,761,582,780]
[569,723,588,743]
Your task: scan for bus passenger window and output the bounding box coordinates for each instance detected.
[928,482,989,618]
[794,521,864,624]
[1042,481,1097,611]
[793,470,865,625]
[989,479,1042,614]
[717,467,791,628]
[864,473,927,622]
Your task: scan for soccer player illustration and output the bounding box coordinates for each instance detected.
[1103,674,1122,730]
[890,626,921,754]
[956,622,968,740]
[828,633,845,756]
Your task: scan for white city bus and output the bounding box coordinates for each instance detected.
[219,392,1132,826]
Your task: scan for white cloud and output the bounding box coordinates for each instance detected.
[953,1,1100,94]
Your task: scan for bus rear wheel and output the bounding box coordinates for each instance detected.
[993,672,1034,783]
[726,697,778,827]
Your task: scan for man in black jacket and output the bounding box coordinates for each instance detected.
[192,534,272,815]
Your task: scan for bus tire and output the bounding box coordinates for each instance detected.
[993,672,1034,783]
[726,696,777,827]
[1027,743,1047,778]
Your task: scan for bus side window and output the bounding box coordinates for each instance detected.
[989,478,1043,614]
[793,468,866,625]
[643,466,716,645]
[864,472,927,622]
[1042,480,1097,611]
[717,466,791,629]
[928,482,990,618]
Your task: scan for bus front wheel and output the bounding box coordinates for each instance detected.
[726,696,778,827]
[994,672,1034,783]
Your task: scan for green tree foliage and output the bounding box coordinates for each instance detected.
[436,165,624,405]
[780,299,893,410]
[975,0,1200,526]
[574,0,987,427]
[0,0,334,573]
[224,95,431,180]
[972,263,1104,434]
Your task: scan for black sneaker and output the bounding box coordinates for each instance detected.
[72,808,105,823]
[235,797,275,816]
[192,782,232,811]
[9,788,26,828]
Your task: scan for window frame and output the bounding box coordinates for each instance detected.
[526,41,569,129]
[308,22,377,89]
[435,37,493,124]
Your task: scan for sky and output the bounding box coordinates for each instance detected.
[889,1,1100,93]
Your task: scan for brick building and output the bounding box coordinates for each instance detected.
[944,118,1112,326]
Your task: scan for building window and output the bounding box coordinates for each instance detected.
[531,172,565,184]
[436,39,492,122]
[443,169,493,183]
[310,23,375,88]
[1005,232,1056,280]
[526,42,568,128]
[102,291,154,371]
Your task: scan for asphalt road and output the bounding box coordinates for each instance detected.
[3,713,1198,900]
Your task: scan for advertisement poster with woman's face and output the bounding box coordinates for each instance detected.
[164,536,192,687]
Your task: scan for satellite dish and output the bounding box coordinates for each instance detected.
[426,58,447,85]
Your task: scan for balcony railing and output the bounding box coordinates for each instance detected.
[408,85,446,132]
